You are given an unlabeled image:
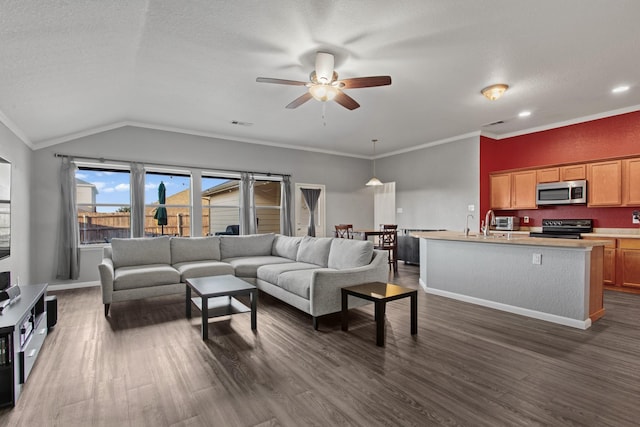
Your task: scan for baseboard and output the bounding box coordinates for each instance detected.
[48,281,100,291]
[423,286,592,330]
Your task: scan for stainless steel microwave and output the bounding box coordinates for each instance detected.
[536,180,587,205]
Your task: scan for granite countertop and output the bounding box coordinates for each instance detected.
[411,231,612,248]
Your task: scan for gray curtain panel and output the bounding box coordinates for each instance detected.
[240,172,257,235]
[301,188,321,237]
[56,157,80,280]
[130,162,145,237]
[280,176,293,236]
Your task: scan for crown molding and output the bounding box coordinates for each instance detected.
[0,109,33,149]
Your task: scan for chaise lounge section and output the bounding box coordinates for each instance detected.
[98,233,388,328]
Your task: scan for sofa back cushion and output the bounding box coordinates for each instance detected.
[111,236,171,268]
[170,236,221,264]
[272,235,303,260]
[328,238,374,270]
[296,236,332,267]
[220,233,276,259]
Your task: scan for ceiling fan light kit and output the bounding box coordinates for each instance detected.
[256,52,391,110]
[481,83,509,101]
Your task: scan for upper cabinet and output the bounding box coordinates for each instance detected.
[490,155,640,210]
[561,164,586,181]
[587,160,622,207]
[489,173,511,209]
[511,171,537,209]
[623,158,640,206]
[489,171,537,210]
[537,168,559,183]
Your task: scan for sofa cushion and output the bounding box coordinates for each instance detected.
[111,237,171,269]
[113,264,180,291]
[224,256,294,278]
[170,236,221,264]
[220,234,276,259]
[328,239,374,270]
[276,268,333,300]
[296,236,332,267]
[257,262,321,285]
[272,235,303,259]
[173,260,234,281]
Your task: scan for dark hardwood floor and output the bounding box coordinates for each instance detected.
[2,263,639,426]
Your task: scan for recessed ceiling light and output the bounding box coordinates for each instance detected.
[612,85,630,94]
[518,111,531,117]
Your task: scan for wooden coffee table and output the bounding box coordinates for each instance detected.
[185,275,257,340]
[341,282,417,346]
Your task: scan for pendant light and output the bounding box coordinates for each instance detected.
[366,139,383,186]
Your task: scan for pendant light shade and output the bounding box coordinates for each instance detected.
[366,139,383,186]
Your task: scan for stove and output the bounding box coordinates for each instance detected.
[529,219,593,239]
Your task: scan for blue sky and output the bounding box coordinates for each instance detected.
[76,169,226,207]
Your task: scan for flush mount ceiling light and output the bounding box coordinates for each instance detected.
[518,110,531,117]
[612,85,630,93]
[481,83,509,101]
[366,139,383,187]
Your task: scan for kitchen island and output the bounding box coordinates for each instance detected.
[413,231,610,329]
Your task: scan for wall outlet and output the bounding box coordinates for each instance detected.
[468,204,475,212]
[397,207,403,214]
[532,253,542,265]
[524,216,530,224]
[633,210,640,224]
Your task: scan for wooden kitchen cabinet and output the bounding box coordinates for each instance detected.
[537,167,559,183]
[561,164,586,181]
[587,160,622,206]
[511,171,537,209]
[622,157,640,206]
[489,171,537,210]
[618,239,640,289]
[490,173,511,209]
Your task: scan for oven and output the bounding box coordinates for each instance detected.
[529,219,593,239]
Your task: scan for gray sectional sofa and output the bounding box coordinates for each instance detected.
[98,233,388,328]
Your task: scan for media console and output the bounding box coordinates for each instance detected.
[0,283,48,407]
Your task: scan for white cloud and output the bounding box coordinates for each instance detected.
[115,183,129,191]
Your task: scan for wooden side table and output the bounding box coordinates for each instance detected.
[341,282,417,346]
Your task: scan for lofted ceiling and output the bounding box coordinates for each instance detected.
[1,0,639,158]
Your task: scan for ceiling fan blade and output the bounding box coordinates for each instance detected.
[334,91,360,110]
[286,92,313,109]
[339,76,392,89]
[256,77,307,86]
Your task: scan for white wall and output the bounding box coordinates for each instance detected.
[30,126,375,285]
[375,135,480,232]
[0,123,32,285]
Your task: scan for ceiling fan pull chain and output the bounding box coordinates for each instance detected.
[322,103,328,126]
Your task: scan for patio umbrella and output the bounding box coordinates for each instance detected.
[153,181,168,235]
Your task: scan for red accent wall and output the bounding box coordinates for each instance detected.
[480,110,640,228]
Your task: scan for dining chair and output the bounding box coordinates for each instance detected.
[375,226,398,272]
[335,224,354,239]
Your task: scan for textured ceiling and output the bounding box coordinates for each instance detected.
[1,0,639,157]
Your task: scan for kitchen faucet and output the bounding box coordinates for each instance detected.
[483,209,495,237]
[465,214,474,236]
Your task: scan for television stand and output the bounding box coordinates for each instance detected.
[0,283,48,407]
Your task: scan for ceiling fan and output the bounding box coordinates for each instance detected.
[256,52,392,110]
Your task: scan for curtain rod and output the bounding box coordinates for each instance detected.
[53,153,291,178]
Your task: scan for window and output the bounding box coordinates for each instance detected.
[254,180,281,234]
[201,175,240,236]
[75,166,131,244]
[145,170,191,237]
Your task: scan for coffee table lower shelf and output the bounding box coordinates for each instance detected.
[190,296,251,318]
